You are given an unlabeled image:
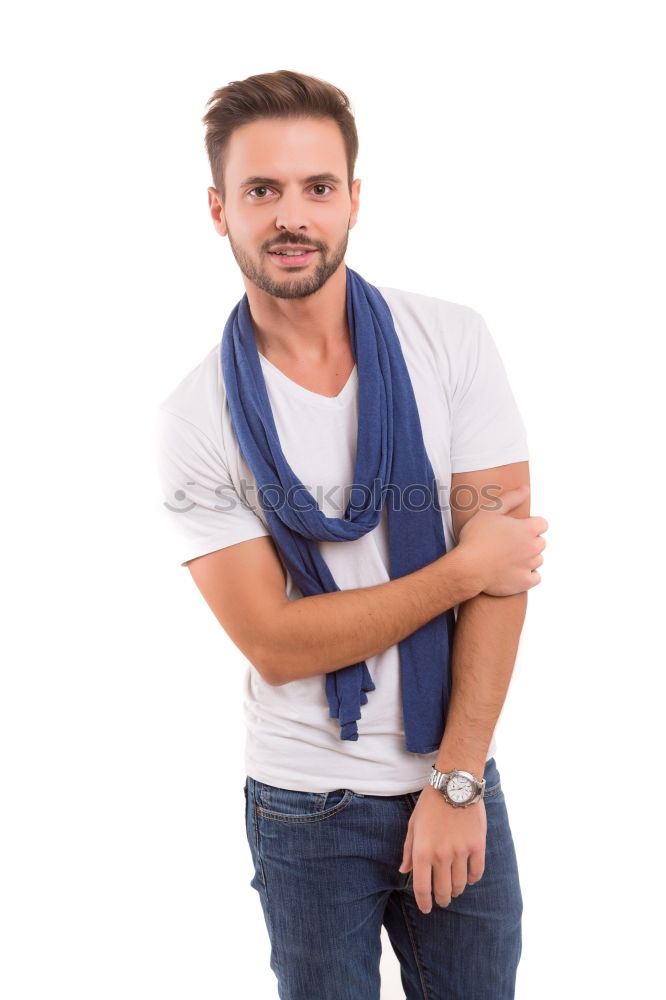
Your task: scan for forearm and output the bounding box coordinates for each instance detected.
[265,547,481,685]
[434,590,528,777]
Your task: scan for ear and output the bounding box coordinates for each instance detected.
[207,186,228,237]
[348,178,361,231]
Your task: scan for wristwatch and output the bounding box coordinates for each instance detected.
[428,766,486,807]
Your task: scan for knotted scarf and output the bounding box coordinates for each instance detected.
[220,266,455,754]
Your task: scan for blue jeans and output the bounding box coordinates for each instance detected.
[244,757,522,999]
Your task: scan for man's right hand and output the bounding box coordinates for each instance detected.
[457,485,548,597]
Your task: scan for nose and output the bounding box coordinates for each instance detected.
[274,187,309,234]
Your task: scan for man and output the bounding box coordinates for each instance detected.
[156,69,547,999]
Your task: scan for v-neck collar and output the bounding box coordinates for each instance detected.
[258,352,358,408]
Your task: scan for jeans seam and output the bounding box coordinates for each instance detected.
[251,784,269,888]
[398,891,430,1000]
[252,828,282,987]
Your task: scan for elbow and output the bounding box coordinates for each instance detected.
[261,664,286,687]
[252,644,286,686]
[247,610,291,686]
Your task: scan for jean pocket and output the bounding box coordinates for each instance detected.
[483,778,503,799]
[255,780,354,823]
[482,758,503,799]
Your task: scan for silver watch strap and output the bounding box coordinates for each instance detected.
[429,766,486,803]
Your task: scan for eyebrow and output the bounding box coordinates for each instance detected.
[239,172,343,189]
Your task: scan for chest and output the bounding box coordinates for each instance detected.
[226,365,453,526]
[260,343,356,399]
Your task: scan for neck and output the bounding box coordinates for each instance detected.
[242,260,350,364]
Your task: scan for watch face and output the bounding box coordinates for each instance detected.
[445,773,474,803]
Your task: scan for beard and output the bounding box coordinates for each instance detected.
[226,224,349,299]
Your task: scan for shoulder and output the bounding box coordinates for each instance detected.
[376,283,478,321]
[158,340,224,420]
[376,284,482,349]
[157,340,225,439]
[377,285,481,337]
[155,340,232,479]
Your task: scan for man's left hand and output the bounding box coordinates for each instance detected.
[398,783,487,914]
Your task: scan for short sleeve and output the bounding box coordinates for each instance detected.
[450,312,529,473]
[155,406,270,567]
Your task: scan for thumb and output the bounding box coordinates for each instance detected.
[398,825,413,873]
[496,484,529,514]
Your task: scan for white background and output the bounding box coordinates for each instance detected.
[2,2,664,997]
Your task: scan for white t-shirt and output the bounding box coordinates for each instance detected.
[155,284,529,795]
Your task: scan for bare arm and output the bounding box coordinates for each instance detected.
[399,461,546,916]
[434,460,536,777]
[187,480,544,686]
[188,535,479,686]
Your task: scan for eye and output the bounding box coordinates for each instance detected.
[248,186,273,199]
[312,184,332,196]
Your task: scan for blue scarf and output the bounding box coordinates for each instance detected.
[220,266,455,754]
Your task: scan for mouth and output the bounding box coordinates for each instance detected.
[267,248,319,268]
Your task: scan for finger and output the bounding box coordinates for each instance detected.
[450,853,468,898]
[497,485,530,514]
[467,845,486,886]
[432,857,452,909]
[412,857,434,914]
[398,825,414,873]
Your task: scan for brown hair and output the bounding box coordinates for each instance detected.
[202,69,359,200]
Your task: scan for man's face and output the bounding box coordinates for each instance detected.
[209,116,360,299]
